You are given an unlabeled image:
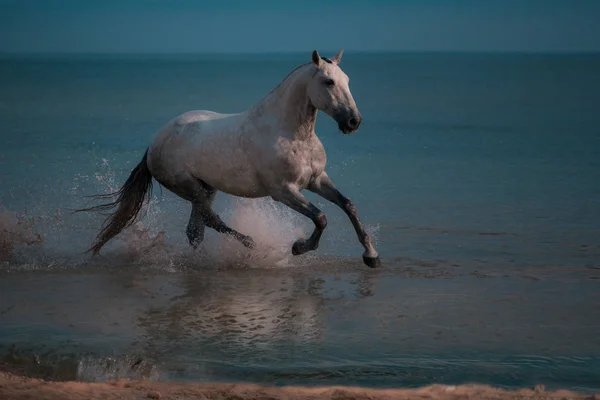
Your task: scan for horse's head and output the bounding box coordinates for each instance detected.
[307,49,362,134]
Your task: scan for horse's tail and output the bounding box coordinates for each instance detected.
[75,149,153,255]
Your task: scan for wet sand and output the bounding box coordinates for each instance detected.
[1,371,596,400]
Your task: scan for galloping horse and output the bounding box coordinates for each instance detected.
[79,50,380,268]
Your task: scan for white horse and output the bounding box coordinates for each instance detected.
[78,50,380,268]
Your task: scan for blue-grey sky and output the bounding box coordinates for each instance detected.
[1,0,599,54]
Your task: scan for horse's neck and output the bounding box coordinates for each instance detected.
[249,65,317,140]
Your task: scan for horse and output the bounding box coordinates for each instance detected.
[77,49,381,268]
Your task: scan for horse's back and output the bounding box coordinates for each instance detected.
[149,109,239,155]
[173,110,235,124]
[147,109,267,197]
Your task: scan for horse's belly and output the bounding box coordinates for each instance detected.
[201,166,267,198]
[188,143,267,198]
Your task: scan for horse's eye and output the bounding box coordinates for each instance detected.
[323,79,335,86]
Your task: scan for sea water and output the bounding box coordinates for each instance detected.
[0,53,599,391]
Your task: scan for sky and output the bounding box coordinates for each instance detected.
[0,0,599,54]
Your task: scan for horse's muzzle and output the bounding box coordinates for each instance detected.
[337,112,363,134]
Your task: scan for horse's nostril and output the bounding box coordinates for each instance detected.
[348,118,358,127]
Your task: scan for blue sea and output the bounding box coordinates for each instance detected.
[0,53,599,392]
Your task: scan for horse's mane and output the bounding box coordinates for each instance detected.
[258,56,331,103]
[266,62,312,96]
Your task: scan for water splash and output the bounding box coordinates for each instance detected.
[204,196,310,268]
[68,157,180,266]
[0,206,44,262]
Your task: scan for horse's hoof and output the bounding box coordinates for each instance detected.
[362,255,381,268]
[292,239,313,256]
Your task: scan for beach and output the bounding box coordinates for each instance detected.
[1,371,597,400]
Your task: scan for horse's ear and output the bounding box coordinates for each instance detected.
[312,50,321,66]
[331,49,344,65]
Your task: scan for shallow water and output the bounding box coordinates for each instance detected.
[1,53,600,390]
[1,260,600,390]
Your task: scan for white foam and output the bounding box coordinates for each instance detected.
[204,196,310,268]
[0,206,44,262]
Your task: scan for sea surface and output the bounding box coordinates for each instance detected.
[0,53,599,391]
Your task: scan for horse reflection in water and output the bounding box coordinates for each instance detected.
[134,269,379,365]
[141,274,323,344]
[0,265,378,380]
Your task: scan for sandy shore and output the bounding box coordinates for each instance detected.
[1,372,597,400]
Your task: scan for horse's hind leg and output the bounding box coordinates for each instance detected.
[186,188,215,248]
[188,180,255,250]
[158,172,254,250]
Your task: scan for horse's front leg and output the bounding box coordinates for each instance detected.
[308,172,380,268]
[272,185,327,256]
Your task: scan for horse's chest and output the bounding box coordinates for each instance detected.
[274,139,326,187]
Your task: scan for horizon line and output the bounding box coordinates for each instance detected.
[1,49,600,58]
